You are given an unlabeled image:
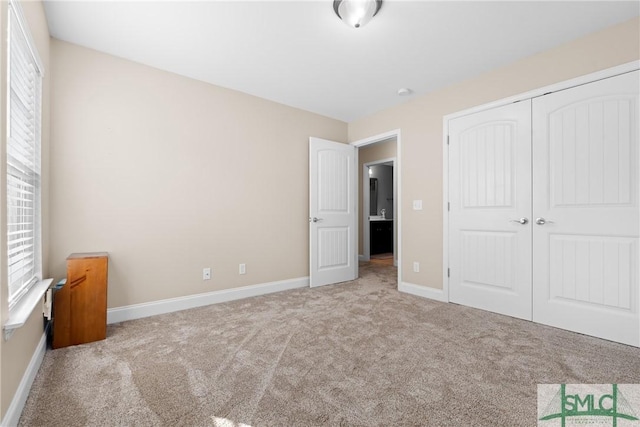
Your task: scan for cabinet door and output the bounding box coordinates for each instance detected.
[370,222,382,255]
[532,71,639,346]
[383,221,393,253]
[448,100,533,320]
[69,256,108,344]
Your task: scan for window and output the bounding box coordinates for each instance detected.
[7,1,43,308]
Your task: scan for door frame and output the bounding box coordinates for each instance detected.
[362,157,397,264]
[352,129,402,287]
[442,60,640,303]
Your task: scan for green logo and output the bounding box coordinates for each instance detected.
[539,384,639,427]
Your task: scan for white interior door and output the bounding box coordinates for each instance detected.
[309,137,357,287]
[448,101,533,320]
[532,71,639,346]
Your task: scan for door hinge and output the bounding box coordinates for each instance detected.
[447,268,450,278]
[447,202,450,211]
[446,135,450,145]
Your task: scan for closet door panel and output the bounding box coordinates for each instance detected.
[533,70,639,346]
[449,101,532,320]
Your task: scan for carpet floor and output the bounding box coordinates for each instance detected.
[19,262,640,426]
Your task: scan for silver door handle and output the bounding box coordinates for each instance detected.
[535,217,554,225]
[310,217,323,223]
[509,217,529,225]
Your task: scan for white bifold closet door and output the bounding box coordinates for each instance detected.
[448,70,639,346]
[532,71,639,346]
[448,100,533,320]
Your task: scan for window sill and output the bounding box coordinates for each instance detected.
[4,278,53,341]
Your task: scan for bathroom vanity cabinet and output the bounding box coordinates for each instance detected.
[370,220,393,255]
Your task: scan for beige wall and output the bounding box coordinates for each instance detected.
[348,17,640,290]
[357,139,397,256]
[49,40,347,308]
[0,0,50,419]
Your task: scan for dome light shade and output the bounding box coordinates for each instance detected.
[333,0,382,29]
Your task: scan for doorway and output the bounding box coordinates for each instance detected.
[352,131,401,286]
[309,130,400,288]
[363,159,396,265]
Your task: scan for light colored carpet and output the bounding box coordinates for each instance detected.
[19,262,640,426]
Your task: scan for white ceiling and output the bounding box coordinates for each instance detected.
[43,1,639,122]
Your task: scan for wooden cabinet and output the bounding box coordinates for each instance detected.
[370,220,393,255]
[53,253,108,349]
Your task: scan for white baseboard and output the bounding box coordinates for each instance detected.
[394,259,398,267]
[399,281,448,303]
[2,332,47,427]
[358,254,369,262]
[107,276,309,324]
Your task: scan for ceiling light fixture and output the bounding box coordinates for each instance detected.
[333,0,382,29]
[397,88,412,96]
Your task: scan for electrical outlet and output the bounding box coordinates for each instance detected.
[413,200,423,210]
[413,262,420,273]
[239,263,246,275]
[203,268,211,280]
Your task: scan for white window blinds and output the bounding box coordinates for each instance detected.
[7,1,43,308]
